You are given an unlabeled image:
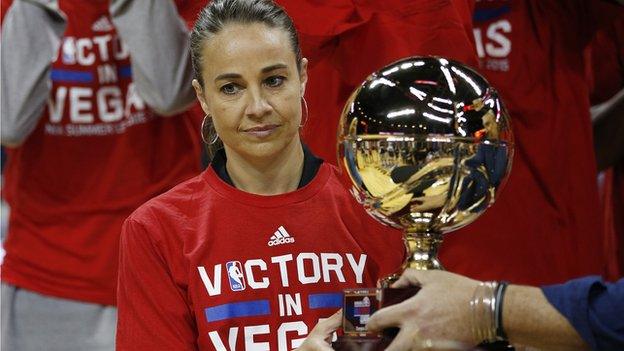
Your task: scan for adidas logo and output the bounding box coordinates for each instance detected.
[267,226,295,246]
[92,16,114,32]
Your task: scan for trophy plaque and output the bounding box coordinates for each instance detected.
[334,57,514,350]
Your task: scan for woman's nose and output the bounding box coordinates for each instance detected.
[245,89,272,118]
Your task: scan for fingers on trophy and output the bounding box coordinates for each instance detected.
[334,56,514,350]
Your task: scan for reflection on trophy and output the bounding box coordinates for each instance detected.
[334,57,514,350]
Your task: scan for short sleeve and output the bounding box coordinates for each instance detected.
[542,276,624,350]
[116,217,198,351]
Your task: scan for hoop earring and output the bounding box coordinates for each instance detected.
[299,96,309,128]
[201,115,219,145]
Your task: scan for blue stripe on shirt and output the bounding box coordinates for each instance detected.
[473,5,511,23]
[50,69,94,83]
[118,65,132,78]
[204,300,270,322]
[308,293,343,309]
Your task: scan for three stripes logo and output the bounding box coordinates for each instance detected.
[91,16,114,32]
[267,226,295,246]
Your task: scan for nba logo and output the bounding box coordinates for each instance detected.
[354,296,371,317]
[61,37,76,65]
[226,261,245,292]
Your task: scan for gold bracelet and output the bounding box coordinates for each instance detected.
[470,281,498,343]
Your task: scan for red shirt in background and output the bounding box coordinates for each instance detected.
[586,16,624,280]
[442,0,623,285]
[1,0,202,305]
[279,0,478,164]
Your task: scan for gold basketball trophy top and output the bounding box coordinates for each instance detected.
[338,56,513,276]
[334,56,514,350]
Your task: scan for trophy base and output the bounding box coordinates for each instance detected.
[333,287,420,350]
[335,338,514,351]
[478,341,515,351]
[332,335,391,351]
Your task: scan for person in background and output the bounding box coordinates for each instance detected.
[277,0,479,164]
[281,0,623,291]
[0,0,203,349]
[366,269,624,351]
[585,15,624,281]
[441,0,624,287]
[115,1,405,349]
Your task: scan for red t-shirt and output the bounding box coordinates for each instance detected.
[452,0,477,46]
[278,0,478,164]
[442,0,623,285]
[116,164,405,350]
[1,0,202,305]
[586,17,624,280]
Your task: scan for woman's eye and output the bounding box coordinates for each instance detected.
[220,83,240,95]
[265,76,285,88]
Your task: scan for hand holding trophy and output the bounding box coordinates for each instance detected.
[334,57,514,350]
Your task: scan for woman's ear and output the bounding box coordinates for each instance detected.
[299,58,309,97]
[192,79,210,115]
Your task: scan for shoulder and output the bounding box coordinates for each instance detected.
[322,163,350,194]
[315,163,366,207]
[126,171,211,230]
[119,172,216,269]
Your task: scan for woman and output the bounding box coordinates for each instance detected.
[116,0,405,350]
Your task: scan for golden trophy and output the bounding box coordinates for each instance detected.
[333,57,514,350]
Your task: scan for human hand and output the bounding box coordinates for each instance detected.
[366,270,480,350]
[296,310,342,351]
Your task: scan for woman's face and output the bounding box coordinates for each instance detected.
[193,22,307,162]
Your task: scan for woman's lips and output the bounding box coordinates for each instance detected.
[242,124,280,138]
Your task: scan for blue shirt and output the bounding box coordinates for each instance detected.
[542,276,624,351]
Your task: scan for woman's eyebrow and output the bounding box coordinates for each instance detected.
[261,63,288,73]
[214,64,289,82]
[214,73,241,82]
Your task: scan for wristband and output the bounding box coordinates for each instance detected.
[494,281,509,341]
[470,281,498,343]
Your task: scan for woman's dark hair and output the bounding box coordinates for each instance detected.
[190,0,302,88]
[191,0,303,157]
